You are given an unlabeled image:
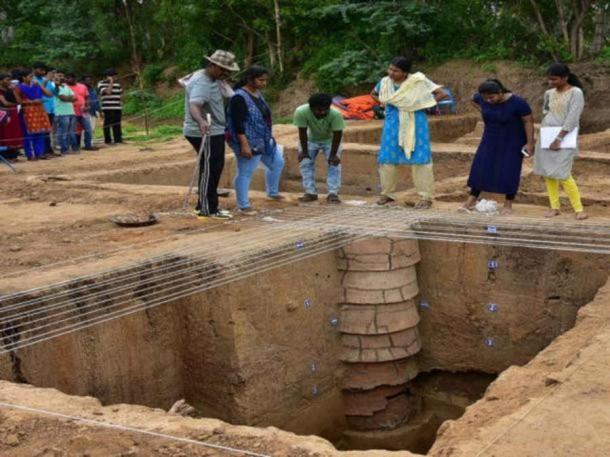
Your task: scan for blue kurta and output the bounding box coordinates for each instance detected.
[376,81,432,165]
[467,93,532,195]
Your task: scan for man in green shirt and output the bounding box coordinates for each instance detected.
[293,93,345,203]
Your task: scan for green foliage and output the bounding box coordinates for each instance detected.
[142,64,166,86]
[274,116,293,125]
[124,124,183,143]
[123,90,183,120]
[596,46,610,65]
[306,1,433,92]
[0,0,606,99]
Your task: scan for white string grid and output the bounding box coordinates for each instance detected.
[1,205,609,355]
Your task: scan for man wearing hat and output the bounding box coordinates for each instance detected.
[183,50,239,219]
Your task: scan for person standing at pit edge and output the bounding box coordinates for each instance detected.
[534,63,587,220]
[372,56,447,209]
[98,68,123,145]
[183,50,239,219]
[460,79,535,215]
[227,66,285,216]
[293,93,345,204]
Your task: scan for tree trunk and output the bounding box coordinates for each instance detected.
[122,0,149,135]
[273,0,284,73]
[529,0,551,36]
[266,31,276,68]
[555,0,570,43]
[244,30,255,68]
[591,3,608,55]
[122,0,142,77]
[529,0,559,59]
[569,0,592,59]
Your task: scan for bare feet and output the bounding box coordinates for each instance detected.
[500,207,513,216]
[575,211,588,220]
[544,209,560,218]
[459,196,477,213]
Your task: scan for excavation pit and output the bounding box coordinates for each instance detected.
[2,114,610,456]
[1,229,607,455]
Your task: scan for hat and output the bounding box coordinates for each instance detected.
[205,50,240,72]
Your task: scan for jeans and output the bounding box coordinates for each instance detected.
[76,114,93,149]
[45,113,54,154]
[234,146,285,209]
[55,115,78,153]
[299,141,342,195]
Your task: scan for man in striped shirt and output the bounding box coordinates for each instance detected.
[97,68,123,145]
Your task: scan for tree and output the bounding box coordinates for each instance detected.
[525,0,606,60]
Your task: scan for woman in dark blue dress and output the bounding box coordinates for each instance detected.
[460,80,535,215]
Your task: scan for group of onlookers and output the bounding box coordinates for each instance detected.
[184,49,587,220]
[0,62,124,163]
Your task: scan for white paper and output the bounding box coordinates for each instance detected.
[540,127,578,149]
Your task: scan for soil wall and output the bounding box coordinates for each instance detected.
[416,241,609,373]
[0,250,345,439]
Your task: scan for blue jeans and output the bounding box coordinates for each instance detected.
[299,141,342,195]
[234,146,285,209]
[76,114,93,149]
[55,115,78,153]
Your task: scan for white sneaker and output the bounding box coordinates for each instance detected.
[196,210,232,220]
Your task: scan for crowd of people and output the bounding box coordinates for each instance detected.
[0,62,124,163]
[183,50,588,221]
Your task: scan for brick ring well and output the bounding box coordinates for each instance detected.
[338,237,422,432]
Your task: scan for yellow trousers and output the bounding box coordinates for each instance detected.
[544,176,584,212]
[379,163,434,200]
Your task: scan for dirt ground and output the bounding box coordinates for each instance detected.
[0,278,608,457]
[1,114,610,456]
[276,60,610,134]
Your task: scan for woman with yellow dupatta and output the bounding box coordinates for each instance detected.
[371,57,447,208]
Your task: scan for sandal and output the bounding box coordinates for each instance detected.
[414,199,433,209]
[377,195,395,205]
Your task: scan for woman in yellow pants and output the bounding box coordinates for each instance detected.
[534,63,587,220]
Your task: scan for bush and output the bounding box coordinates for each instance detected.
[142,63,166,86]
[123,90,184,120]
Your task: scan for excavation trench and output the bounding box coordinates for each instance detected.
[0,235,607,454]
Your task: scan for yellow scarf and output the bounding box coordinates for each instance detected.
[378,73,440,157]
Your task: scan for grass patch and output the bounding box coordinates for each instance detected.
[123,90,184,121]
[122,123,183,143]
[274,116,293,125]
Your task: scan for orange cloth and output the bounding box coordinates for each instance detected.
[335,95,378,120]
[22,104,51,134]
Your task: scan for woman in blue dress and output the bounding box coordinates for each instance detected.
[460,79,535,215]
[371,56,447,209]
